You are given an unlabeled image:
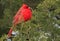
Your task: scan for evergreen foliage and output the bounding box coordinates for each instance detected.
[0,0,60,41]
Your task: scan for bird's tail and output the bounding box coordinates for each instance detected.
[7,27,13,38]
[7,25,16,38]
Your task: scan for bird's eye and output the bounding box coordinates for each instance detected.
[26,6,28,8]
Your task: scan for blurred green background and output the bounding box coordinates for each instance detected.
[0,0,60,41]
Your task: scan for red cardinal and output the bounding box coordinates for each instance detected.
[13,4,32,25]
[7,4,32,38]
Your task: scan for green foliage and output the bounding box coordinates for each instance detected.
[0,0,60,41]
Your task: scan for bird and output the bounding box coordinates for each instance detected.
[7,3,32,38]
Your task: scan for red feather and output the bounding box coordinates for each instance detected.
[13,3,32,25]
[7,28,12,37]
[7,4,32,37]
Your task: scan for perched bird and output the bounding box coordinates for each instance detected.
[7,3,32,38]
[13,3,32,26]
